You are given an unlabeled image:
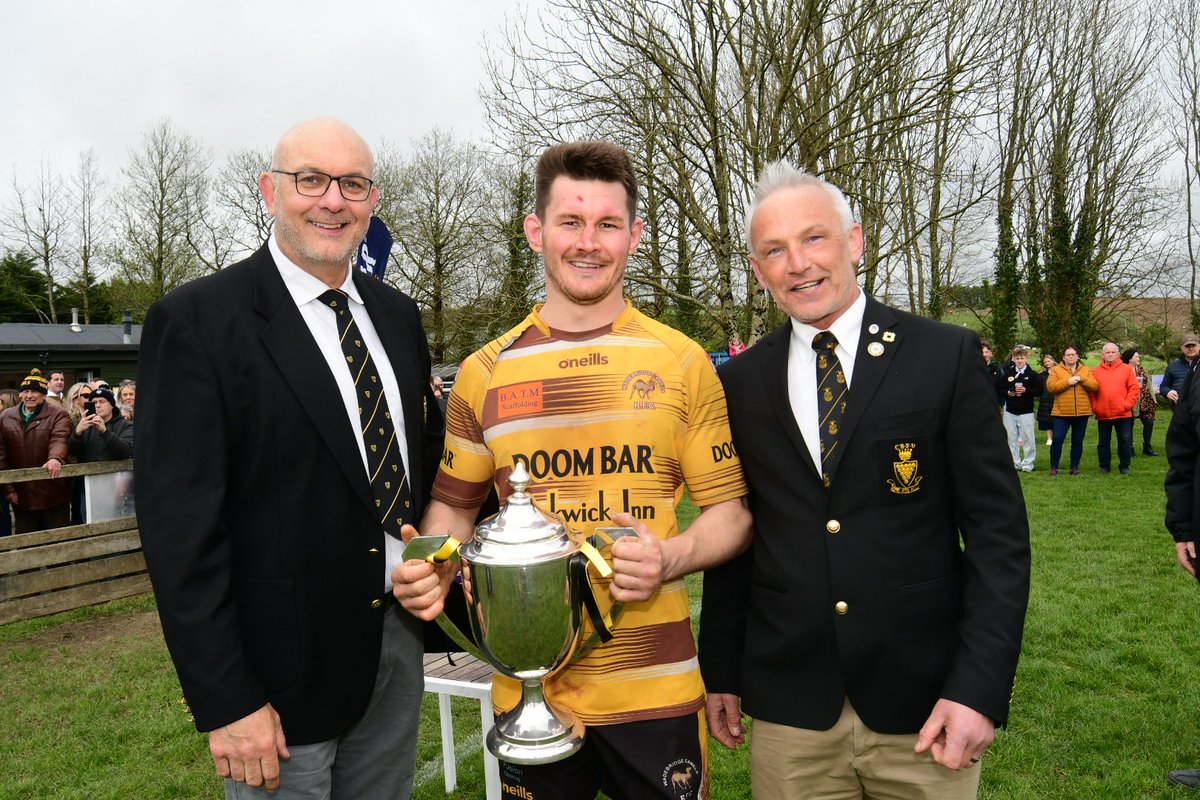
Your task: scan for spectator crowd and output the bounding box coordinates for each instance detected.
[982,334,1191,477]
[0,369,137,535]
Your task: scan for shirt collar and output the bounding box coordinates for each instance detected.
[269,233,361,307]
[788,290,867,353]
[527,299,634,338]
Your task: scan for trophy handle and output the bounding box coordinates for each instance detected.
[401,534,487,662]
[566,526,639,664]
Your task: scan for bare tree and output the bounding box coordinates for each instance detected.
[69,149,108,322]
[1016,0,1167,356]
[1164,0,1200,329]
[3,158,69,323]
[111,119,211,314]
[375,129,492,363]
[483,0,1010,345]
[215,148,273,255]
[485,154,542,341]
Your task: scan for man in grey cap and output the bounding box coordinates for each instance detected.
[1161,333,1200,404]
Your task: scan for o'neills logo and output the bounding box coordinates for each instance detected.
[501,782,534,798]
[622,370,666,409]
[559,352,608,369]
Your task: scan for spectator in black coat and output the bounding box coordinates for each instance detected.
[1161,333,1200,404]
[68,386,133,464]
[1038,354,1056,446]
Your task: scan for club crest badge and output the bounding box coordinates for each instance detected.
[887,442,922,495]
[623,370,666,410]
[662,757,700,799]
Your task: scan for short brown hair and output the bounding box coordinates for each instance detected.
[534,141,638,221]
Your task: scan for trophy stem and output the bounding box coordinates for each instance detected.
[485,677,586,764]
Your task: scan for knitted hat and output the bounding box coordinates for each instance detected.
[91,386,117,406]
[19,369,48,394]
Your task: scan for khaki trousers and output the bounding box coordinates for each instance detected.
[751,699,981,800]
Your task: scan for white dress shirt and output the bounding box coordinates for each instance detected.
[786,290,867,471]
[270,234,411,591]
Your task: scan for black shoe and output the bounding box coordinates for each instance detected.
[1169,768,1200,787]
[1099,467,1111,474]
[1144,447,1159,456]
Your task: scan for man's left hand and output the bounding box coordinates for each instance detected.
[43,458,62,479]
[914,698,994,770]
[608,512,663,603]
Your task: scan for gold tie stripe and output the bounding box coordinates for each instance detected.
[319,289,412,537]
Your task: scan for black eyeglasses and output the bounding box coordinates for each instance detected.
[271,170,374,201]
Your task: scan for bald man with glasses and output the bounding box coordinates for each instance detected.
[138,117,442,800]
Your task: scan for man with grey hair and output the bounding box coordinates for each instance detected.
[138,117,441,799]
[698,162,1031,798]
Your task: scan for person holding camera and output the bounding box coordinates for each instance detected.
[68,385,132,464]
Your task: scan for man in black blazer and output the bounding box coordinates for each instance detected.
[698,163,1030,798]
[137,118,440,799]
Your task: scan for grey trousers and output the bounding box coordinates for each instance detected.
[225,605,424,800]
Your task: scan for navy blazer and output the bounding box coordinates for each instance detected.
[137,245,439,744]
[698,297,1030,733]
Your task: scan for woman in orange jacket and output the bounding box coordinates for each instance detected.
[1046,346,1099,475]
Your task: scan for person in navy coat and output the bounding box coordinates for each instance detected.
[698,162,1030,799]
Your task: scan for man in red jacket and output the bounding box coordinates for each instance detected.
[1091,342,1140,474]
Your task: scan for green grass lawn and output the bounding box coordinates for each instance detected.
[3,411,1199,798]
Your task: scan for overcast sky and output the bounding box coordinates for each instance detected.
[0,0,534,205]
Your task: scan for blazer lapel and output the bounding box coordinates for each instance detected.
[251,250,377,515]
[836,298,900,461]
[759,323,822,480]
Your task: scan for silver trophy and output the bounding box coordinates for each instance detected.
[403,461,634,764]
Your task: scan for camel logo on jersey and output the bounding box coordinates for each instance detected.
[623,370,666,410]
[662,758,699,799]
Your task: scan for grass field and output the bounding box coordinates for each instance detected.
[3,408,1200,798]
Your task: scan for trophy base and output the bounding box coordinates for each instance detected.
[486,696,586,765]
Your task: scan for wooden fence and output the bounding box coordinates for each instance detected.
[0,459,146,625]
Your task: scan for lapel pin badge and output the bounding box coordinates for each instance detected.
[868,342,885,357]
[882,331,896,342]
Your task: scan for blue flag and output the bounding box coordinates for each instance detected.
[356,216,394,280]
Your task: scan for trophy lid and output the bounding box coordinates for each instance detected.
[464,461,579,565]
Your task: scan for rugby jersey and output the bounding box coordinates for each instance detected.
[433,300,747,725]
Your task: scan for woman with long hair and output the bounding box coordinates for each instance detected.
[1121,348,1158,456]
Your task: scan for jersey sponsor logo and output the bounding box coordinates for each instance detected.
[662,757,699,799]
[622,370,666,410]
[711,441,737,462]
[558,352,608,369]
[497,381,544,418]
[546,487,657,522]
[512,444,655,479]
[500,781,534,798]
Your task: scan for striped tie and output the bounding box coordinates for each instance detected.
[813,331,848,488]
[319,289,412,538]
